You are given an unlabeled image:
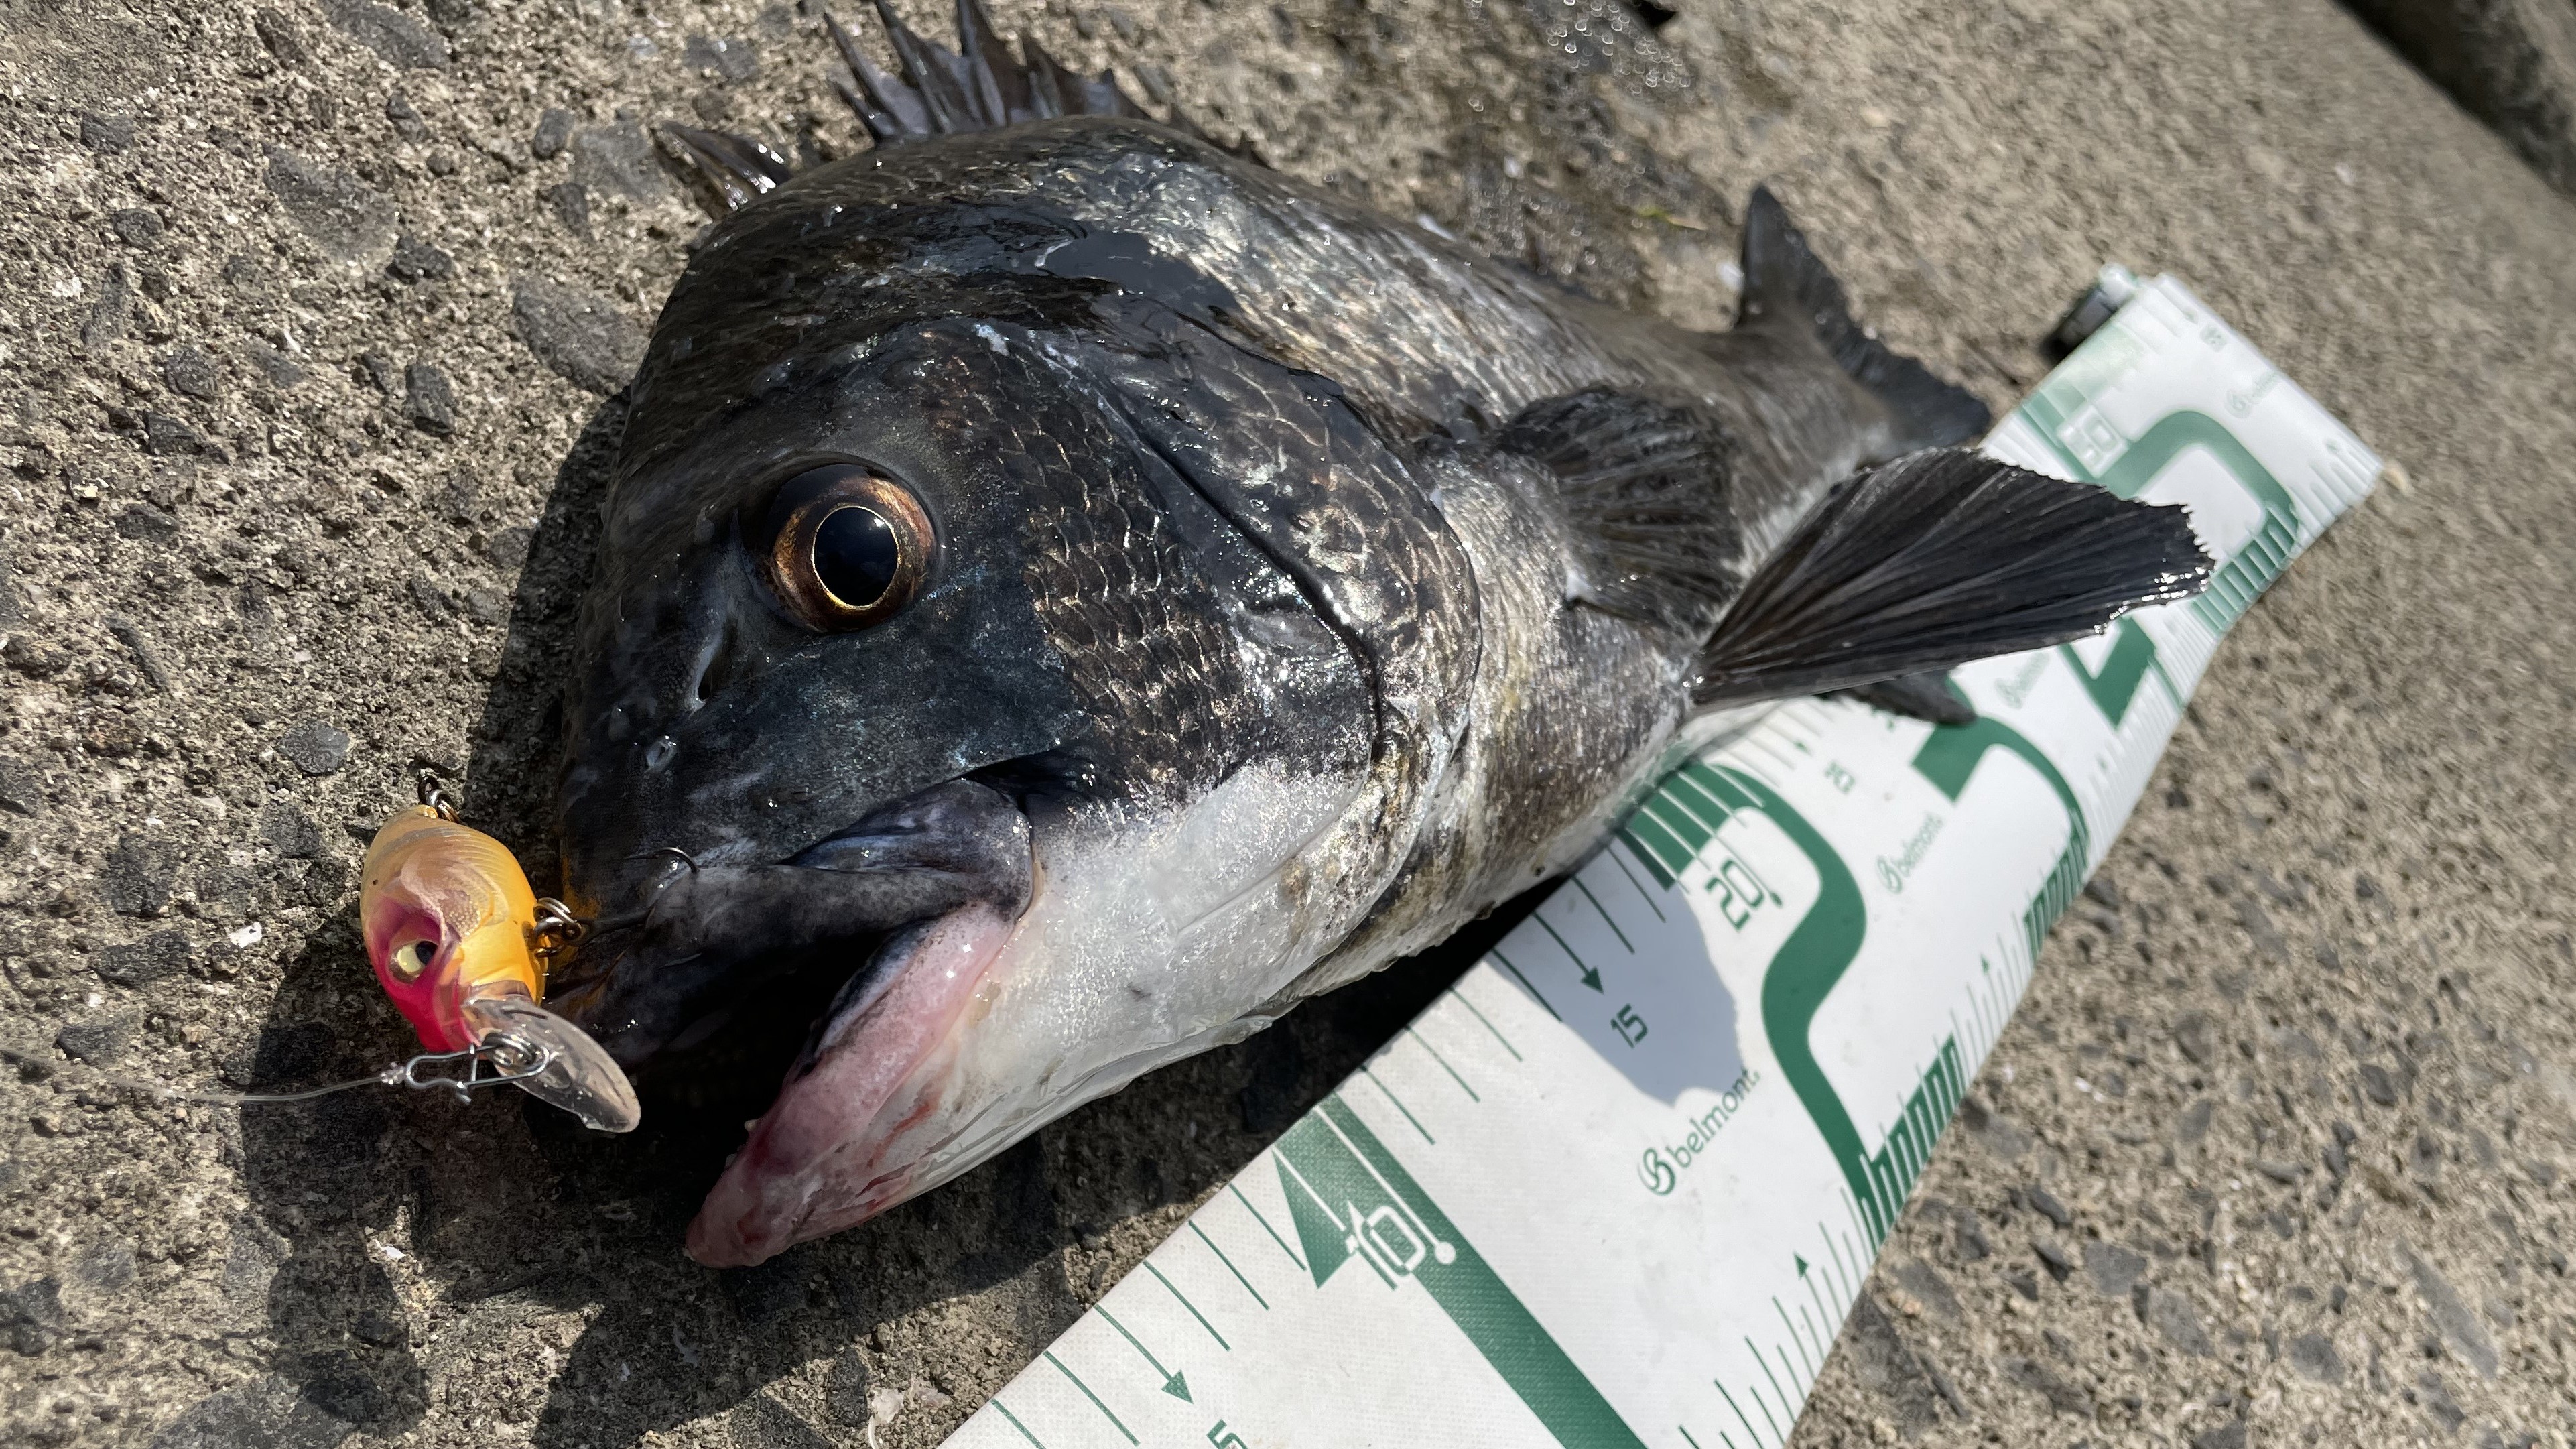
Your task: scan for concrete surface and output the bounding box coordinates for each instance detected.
[2344,0,2576,197]
[1,0,2573,1446]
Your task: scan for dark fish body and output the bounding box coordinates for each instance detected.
[548,40,2205,1267]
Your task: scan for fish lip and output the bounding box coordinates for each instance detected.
[684,899,1021,1267]
[545,776,1034,1080]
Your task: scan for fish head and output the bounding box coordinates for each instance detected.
[547,298,1373,1264]
[359,807,544,1053]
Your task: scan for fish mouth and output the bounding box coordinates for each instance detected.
[545,777,1035,1263]
[685,898,1019,1265]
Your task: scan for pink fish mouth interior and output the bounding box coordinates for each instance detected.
[685,901,1018,1266]
[547,777,1036,1269]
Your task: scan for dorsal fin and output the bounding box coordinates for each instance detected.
[825,0,1257,158]
[656,124,795,212]
[665,1,1262,218]
[1735,186,1991,453]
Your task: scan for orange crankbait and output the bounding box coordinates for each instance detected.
[358,800,640,1133]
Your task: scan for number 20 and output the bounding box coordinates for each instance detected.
[1709,858,1766,928]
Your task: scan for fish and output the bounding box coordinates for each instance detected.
[539,0,2211,1267]
[359,803,641,1132]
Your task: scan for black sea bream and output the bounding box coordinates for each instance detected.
[542,2,2210,1266]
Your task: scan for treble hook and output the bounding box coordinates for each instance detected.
[417,768,460,822]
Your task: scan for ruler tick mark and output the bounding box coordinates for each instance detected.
[1225,1182,1301,1277]
[1143,1262,1227,1350]
[1748,1336,1794,1425]
[1191,1218,1271,1310]
[1773,1300,1815,1382]
[1044,1351,1135,1445]
[1094,1304,1191,1402]
[1490,948,1560,1019]
[1363,1065,1433,1143]
[1447,987,1523,1061]
[1714,1379,1766,1449]
[989,1397,1047,1448]
[1743,1369,1785,1444]
[1405,1025,1478,1102]
[1534,913,1603,992]
[1795,1301,1824,1375]
[1607,841,1667,922]
[1571,876,1634,952]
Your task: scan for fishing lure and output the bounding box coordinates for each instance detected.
[357,796,640,1133]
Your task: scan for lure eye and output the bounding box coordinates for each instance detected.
[759,464,933,631]
[390,938,440,982]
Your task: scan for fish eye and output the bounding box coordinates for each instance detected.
[391,938,439,981]
[813,506,900,609]
[759,464,933,631]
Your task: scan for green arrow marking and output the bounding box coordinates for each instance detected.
[1535,914,1604,992]
[1276,1154,1357,1289]
[1794,1255,1808,1279]
[1093,1305,1190,1402]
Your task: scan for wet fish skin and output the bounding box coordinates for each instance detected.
[545,107,2202,1265]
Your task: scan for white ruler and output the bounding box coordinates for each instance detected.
[944,275,2380,1449]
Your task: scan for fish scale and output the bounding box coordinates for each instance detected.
[545,0,2214,1265]
[942,271,2381,1449]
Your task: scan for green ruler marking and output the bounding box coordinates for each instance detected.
[1193,1216,1273,1309]
[1571,877,1635,952]
[1092,1304,1192,1402]
[1491,946,1561,1021]
[1142,1261,1228,1351]
[988,1398,1046,1448]
[1604,845,1667,922]
[1271,1097,1649,1448]
[1362,1064,1434,1143]
[1447,985,1523,1061]
[1533,911,1603,992]
[1405,1025,1480,1102]
[1043,1351,1134,1445]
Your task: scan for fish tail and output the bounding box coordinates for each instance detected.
[1734,185,1992,452]
[1689,450,2211,708]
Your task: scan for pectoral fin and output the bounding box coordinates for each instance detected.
[1492,385,1742,635]
[1691,450,2211,708]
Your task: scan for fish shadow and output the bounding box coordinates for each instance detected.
[222,926,446,1444]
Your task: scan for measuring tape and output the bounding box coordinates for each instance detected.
[945,275,2380,1449]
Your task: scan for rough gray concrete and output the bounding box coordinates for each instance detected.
[1,1,2572,1446]
[2344,0,2576,197]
